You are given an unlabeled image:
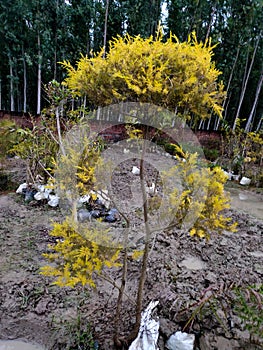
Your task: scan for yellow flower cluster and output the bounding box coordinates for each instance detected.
[40,219,120,287]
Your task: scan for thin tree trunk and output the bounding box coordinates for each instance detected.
[245,67,263,132]
[205,4,216,42]
[56,105,65,156]
[9,57,15,112]
[37,32,42,115]
[241,45,250,91]
[256,117,262,132]
[233,33,261,130]
[128,135,151,342]
[54,38,57,80]
[113,223,129,347]
[103,0,109,58]
[54,0,59,80]
[215,46,240,130]
[22,45,27,112]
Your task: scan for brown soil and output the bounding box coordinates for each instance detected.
[0,158,262,350]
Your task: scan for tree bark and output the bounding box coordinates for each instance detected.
[129,135,151,342]
[245,66,263,132]
[215,46,240,130]
[22,45,27,112]
[256,117,262,132]
[103,0,109,58]
[9,57,15,111]
[37,32,42,115]
[205,4,216,42]
[233,33,261,130]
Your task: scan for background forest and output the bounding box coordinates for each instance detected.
[0,0,262,131]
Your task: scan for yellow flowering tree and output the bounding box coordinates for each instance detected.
[40,32,238,347]
[62,31,225,124]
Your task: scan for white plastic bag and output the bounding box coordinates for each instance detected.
[48,194,59,207]
[166,331,195,350]
[240,176,251,185]
[132,166,140,175]
[16,183,28,193]
[129,301,159,350]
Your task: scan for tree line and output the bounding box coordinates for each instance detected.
[0,0,262,131]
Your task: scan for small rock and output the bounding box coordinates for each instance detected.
[205,271,217,283]
[215,336,239,350]
[159,318,176,339]
[199,334,211,350]
[34,299,49,315]
[254,263,263,274]
[179,256,206,271]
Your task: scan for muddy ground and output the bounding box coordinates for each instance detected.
[0,158,262,350]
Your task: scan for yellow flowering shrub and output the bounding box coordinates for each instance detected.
[61,32,225,123]
[166,147,237,239]
[40,219,120,287]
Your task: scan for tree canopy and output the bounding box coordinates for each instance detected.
[62,32,225,124]
[0,0,262,130]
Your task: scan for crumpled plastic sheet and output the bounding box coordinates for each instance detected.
[166,331,195,350]
[128,300,159,350]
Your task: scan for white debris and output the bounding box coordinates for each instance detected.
[146,182,156,195]
[96,190,111,209]
[240,176,251,186]
[232,174,240,181]
[166,331,195,350]
[78,194,91,204]
[132,166,140,175]
[16,183,28,194]
[48,194,60,207]
[223,170,233,180]
[36,184,46,192]
[129,301,159,350]
[34,191,47,201]
[34,184,53,201]
[124,148,130,154]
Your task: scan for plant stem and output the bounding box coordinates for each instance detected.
[130,136,151,340]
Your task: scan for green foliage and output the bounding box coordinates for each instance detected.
[10,119,58,182]
[234,284,263,340]
[62,31,225,122]
[52,307,98,350]
[203,147,220,161]
[220,119,263,184]
[181,283,263,345]
[0,119,17,158]
[52,287,98,350]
